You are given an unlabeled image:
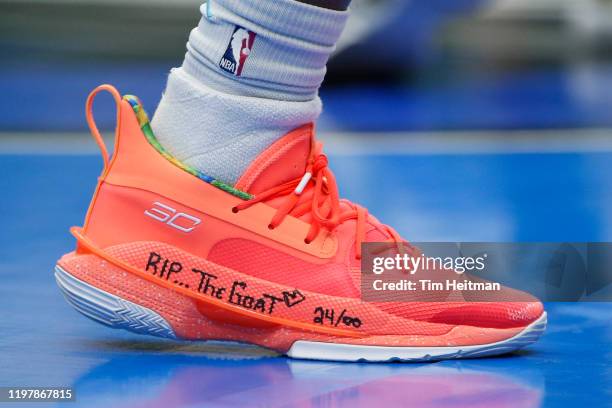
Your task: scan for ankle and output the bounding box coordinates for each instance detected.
[151,68,321,185]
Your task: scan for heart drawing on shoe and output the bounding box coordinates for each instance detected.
[282,289,306,307]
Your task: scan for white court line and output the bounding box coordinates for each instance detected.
[1,129,612,156]
[324,129,612,155]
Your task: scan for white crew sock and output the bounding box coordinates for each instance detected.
[152,68,321,184]
[151,0,349,185]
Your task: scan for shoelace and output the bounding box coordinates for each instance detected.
[233,145,404,259]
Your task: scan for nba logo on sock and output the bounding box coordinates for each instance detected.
[219,26,256,77]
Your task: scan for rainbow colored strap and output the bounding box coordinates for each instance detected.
[123,95,253,201]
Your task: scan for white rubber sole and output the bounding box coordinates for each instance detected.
[55,265,177,339]
[287,314,547,362]
[55,265,546,362]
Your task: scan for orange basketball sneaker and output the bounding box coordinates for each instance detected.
[55,84,546,362]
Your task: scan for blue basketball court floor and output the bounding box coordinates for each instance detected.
[2,131,611,407]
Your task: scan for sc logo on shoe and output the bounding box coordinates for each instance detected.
[144,202,201,233]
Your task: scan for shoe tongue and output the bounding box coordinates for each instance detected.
[235,124,313,195]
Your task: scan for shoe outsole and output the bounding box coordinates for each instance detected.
[55,265,177,340]
[54,265,546,362]
[287,315,547,362]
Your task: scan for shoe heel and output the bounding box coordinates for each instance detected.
[54,265,177,339]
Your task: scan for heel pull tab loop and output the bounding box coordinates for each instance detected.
[85,84,122,172]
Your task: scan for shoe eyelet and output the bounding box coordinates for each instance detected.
[268,224,275,230]
[304,238,311,245]
[231,207,239,213]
